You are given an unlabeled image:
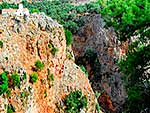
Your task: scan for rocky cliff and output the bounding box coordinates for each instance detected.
[0,12,100,113]
[73,14,127,112]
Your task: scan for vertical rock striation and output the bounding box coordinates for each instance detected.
[73,14,127,112]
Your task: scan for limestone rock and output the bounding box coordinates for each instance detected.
[0,12,99,113]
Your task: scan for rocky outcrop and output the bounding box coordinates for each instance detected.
[0,12,100,113]
[72,14,127,112]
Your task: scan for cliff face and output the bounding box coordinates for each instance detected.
[0,13,99,113]
[72,14,127,112]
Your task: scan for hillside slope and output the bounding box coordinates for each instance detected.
[0,12,101,113]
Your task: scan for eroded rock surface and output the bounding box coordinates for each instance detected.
[72,14,127,112]
[0,13,100,113]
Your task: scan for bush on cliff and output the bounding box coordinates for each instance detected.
[35,60,44,70]
[64,90,88,113]
[0,72,8,95]
[65,29,73,46]
[11,72,20,88]
[30,72,38,83]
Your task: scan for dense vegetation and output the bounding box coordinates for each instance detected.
[101,0,150,112]
[100,0,150,41]
[64,90,87,113]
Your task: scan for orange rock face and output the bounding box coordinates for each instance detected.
[0,13,99,113]
[98,92,115,112]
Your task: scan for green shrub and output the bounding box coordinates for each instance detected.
[64,21,79,33]
[11,72,20,88]
[123,83,150,113]
[48,43,53,49]
[95,91,101,98]
[48,42,59,55]
[20,92,25,98]
[30,72,38,83]
[22,72,27,81]
[65,29,73,46]
[35,60,44,70]
[47,74,54,81]
[76,5,87,13]
[86,1,101,13]
[119,45,150,112]
[119,45,150,86]
[6,89,11,97]
[0,72,8,95]
[30,8,40,13]
[96,103,101,113]
[44,90,47,98]
[65,90,88,113]
[7,104,15,113]
[79,65,88,77]
[51,47,59,55]
[0,40,3,48]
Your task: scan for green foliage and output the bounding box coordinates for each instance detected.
[86,1,101,13]
[100,0,150,41]
[7,104,15,113]
[30,8,40,13]
[95,91,101,98]
[22,72,27,81]
[11,72,20,88]
[0,72,8,95]
[76,5,87,13]
[96,103,101,113]
[24,90,30,97]
[51,47,59,55]
[65,29,73,46]
[20,92,25,98]
[101,0,150,112]
[48,43,53,49]
[44,90,47,98]
[35,60,44,70]
[119,45,150,86]
[48,42,59,55]
[47,74,54,81]
[65,90,88,113]
[0,2,18,9]
[6,89,11,97]
[0,40,3,48]
[124,83,150,113]
[119,45,150,112]
[30,72,38,83]
[79,65,88,77]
